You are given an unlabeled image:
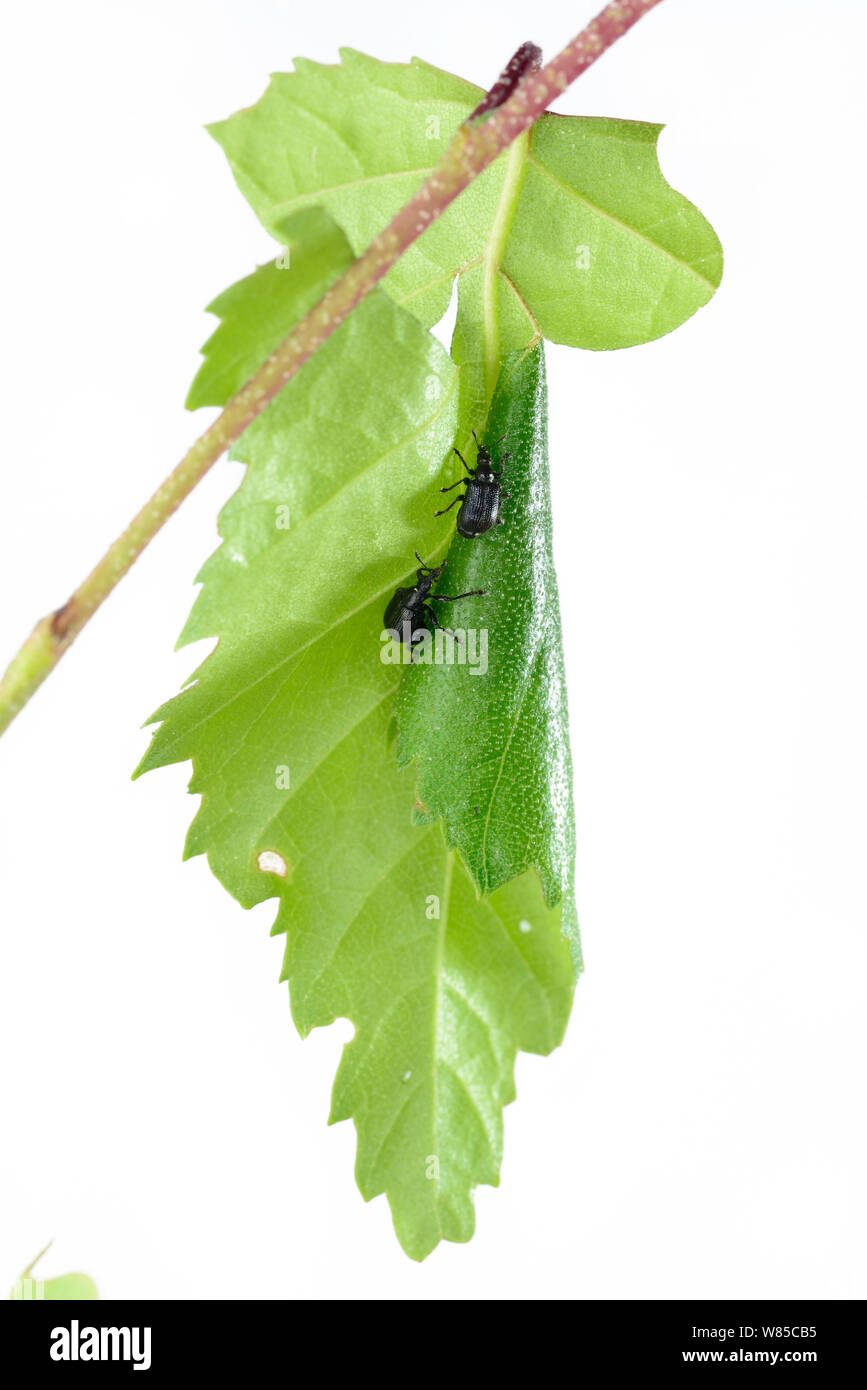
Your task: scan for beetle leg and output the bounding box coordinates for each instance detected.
[434,494,464,516]
[423,605,464,643]
[423,604,453,634]
[439,478,471,493]
[408,624,431,655]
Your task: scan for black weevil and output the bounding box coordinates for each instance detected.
[383,551,485,648]
[435,430,512,537]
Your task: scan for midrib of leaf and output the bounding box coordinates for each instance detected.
[481,131,531,401]
[524,151,719,291]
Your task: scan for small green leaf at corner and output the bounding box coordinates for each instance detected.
[11,1244,98,1300]
[11,1273,99,1301]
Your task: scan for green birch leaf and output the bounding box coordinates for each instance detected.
[11,1273,99,1301]
[395,344,578,958]
[208,49,722,351]
[134,219,576,1258]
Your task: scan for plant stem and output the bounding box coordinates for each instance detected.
[0,0,663,739]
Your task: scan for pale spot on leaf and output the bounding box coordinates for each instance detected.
[257,849,288,877]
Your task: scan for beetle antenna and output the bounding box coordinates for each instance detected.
[471,429,480,448]
[415,548,446,575]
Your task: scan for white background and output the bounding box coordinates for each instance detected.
[1,0,865,1300]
